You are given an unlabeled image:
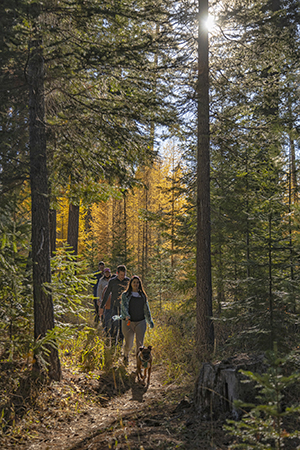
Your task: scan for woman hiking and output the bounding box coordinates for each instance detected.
[120,275,154,365]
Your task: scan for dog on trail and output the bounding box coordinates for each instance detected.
[136,345,152,386]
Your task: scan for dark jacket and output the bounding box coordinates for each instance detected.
[93,271,103,297]
[101,275,129,310]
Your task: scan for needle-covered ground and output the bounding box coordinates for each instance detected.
[0,355,231,450]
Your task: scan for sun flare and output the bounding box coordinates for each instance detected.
[205,15,215,31]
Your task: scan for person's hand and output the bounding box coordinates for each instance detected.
[99,308,104,316]
[150,320,154,329]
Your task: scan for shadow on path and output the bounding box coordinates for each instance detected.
[68,372,151,450]
[129,370,149,402]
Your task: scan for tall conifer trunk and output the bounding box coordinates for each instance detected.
[268,214,274,348]
[288,92,297,203]
[196,0,214,358]
[28,30,61,380]
[171,149,175,268]
[123,193,127,264]
[67,203,79,255]
[141,171,149,281]
[288,134,295,312]
[49,209,57,257]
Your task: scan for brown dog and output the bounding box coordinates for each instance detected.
[136,345,152,386]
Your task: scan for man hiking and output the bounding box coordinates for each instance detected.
[99,265,129,344]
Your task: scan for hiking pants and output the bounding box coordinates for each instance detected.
[103,309,112,335]
[122,319,147,358]
[109,307,123,345]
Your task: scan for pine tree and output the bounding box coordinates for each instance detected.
[196,0,214,357]
[28,2,61,380]
[207,0,300,351]
[0,0,180,376]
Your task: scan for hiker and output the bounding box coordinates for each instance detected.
[99,265,129,344]
[97,268,112,333]
[93,261,105,322]
[120,275,154,365]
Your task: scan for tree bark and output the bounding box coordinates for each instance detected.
[141,171,149,281]
[123,192,127,264]
[85,206,92,233]
[28,32,61,381]
[49,208,57,257]
[196,0,214,358]
[194,354,267,419]
[67,203,79,255]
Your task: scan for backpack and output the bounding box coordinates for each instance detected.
[102,285,112,309]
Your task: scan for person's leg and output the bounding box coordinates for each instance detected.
[104,309,112,336]
[93,297,98,314]
[111,318,123,346]
[109,308,118,343]
[110,319,118,345]
[134,320,147,354]
[118,318,124,343]
[122,321,135,358]
[106,309,113,333]
[94,298,99,324]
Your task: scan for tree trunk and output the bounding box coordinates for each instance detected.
[194,354,267,420]
[196,0,214,358]
[288,91,297,203]
[85,206,92,233]
[49,208,57,257]
[28,33,61,381]
[171,150,175,268]
[216,239,225,313]
[216,147,225,313]
[144,182,148,276]
[67,203,79,255]
[142,172,149,281]
[123,192,127,264]
[268,213,274,348]
[288,131,295,312]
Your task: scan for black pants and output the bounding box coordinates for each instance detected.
[93,297,99,323]
[109,307,124,344]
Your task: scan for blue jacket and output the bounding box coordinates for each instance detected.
[121,292,154,328]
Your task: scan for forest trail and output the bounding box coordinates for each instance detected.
[7,356,228,450]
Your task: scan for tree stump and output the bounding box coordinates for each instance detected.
[194,353,267,420]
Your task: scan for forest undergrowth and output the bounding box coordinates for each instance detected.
[1,301,300,450]
[0,302,230,450]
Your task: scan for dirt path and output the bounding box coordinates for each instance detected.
[4,358,228,450]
